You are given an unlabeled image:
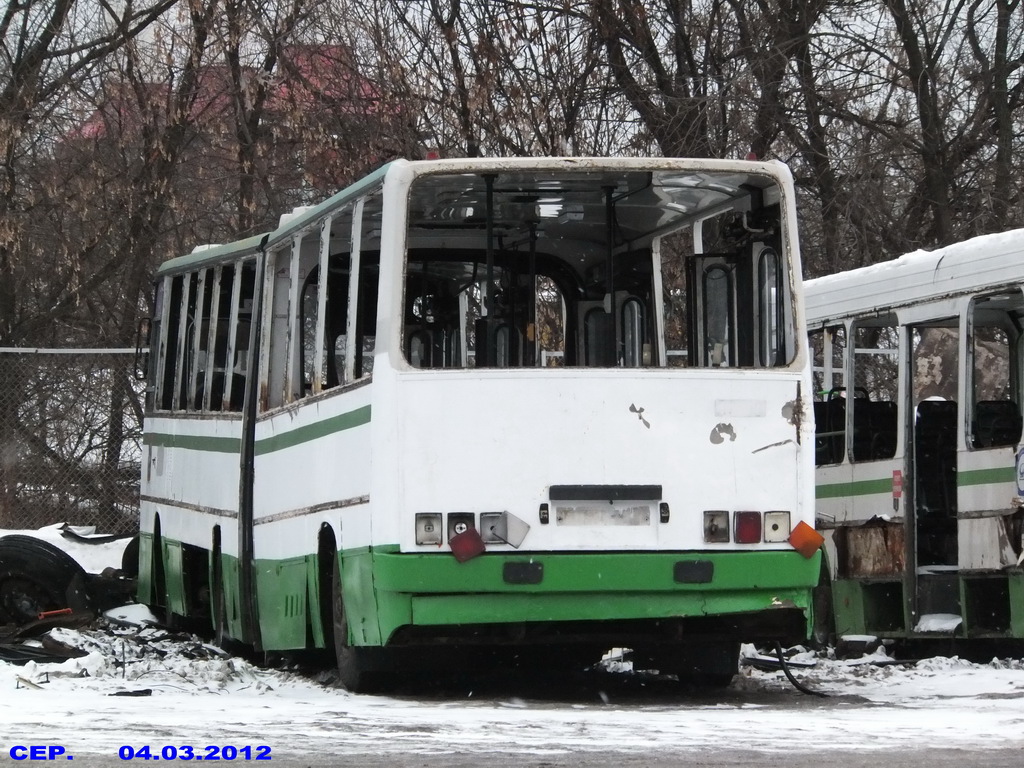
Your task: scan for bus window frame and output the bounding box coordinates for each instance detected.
[201,266,223,412]
[848,315,900,464]
[171,273,193,412]
[966,290,1024,451]
[810,322,849,467]
[152,275,171,411]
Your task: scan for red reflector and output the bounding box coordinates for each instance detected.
[734,511,762,543]
[449,528,486,562]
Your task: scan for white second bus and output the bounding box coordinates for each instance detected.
[807,229,1024,650]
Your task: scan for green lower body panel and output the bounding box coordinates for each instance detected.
[135,531,185,614]
[351,547,820,647]
[219,553,244,640]
[139,537,820,652]
[254,556,314,650]
[833,572,1024,639]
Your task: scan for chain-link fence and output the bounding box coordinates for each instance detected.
[0,348,144,534]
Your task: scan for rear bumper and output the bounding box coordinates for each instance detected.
[351,547,820,646]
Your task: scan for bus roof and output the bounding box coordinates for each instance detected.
[156,156,792,277]
[156,161,396,277]
[804,228,1024,324]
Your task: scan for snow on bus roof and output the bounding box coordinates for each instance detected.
[804,228,1024,324]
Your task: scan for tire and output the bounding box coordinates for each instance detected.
[634,641,739,688]
[677,642,739,688]
[120,535,140,577]
[0,535,90,625]
[211,551,228,645]
[331,555,391,693]
[811,557,835,650]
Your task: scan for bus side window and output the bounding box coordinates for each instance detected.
[160,274,189,411]
[302,260,349,391]
[156,275,180,411]
[352,196,381,381]
[810,326,847,465]
[850,321,898,463]
[355,261,378,379]
[814,396,846,465]
[970,293,1023,449]
[973,400,1022,448]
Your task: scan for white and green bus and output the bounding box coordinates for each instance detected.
[807,229,1024,649]
[138,157,820,691]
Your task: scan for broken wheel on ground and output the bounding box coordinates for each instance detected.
[0,534,91,626]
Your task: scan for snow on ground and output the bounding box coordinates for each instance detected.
[3,526,1024,760]
[2,625,1024,760]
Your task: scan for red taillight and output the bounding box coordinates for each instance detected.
[734,511,762,544]
[449,528,485,562]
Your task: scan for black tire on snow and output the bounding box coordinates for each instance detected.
[120,534,141,577]
[0,534,89,625]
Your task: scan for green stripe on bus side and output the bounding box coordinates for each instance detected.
[142,432,241,453]
[141,404,370,456]
[816,478,891,499]
[957,466,1015,486]
[817,465,1015,498]
[254,405,371,455]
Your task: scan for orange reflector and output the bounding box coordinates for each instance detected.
[789,521,824,559]
[449,528,486,562]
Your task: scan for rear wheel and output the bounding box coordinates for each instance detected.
[811,557,836,650]
[633,641,739,688]
[331,556,392,693]
[120,535,140,577]
[0,535,89,625]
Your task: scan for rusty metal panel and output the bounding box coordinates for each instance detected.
[840,520,906,577]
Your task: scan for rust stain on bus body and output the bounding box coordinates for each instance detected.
[836,519,906,578]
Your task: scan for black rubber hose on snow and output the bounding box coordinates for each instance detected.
[774,641,828,697]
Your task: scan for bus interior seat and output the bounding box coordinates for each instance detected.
[852,400,898,461]
[972,400,1022,448]
[814,398,846,464]
[406,327,434,368]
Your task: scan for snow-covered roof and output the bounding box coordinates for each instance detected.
[805,228,1024,325]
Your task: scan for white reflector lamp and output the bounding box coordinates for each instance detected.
[415,513,443,545]
[479,511,530,548]
[763,511,791,543]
